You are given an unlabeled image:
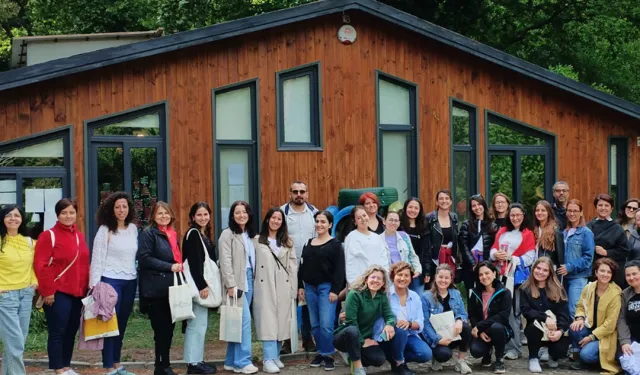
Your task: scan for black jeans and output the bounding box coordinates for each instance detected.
[432,322,472,363]
[524,324,570,360]
[43,292,83,370]
[470,323,510,360]
[146,297,176,369]
[333,326,386,367]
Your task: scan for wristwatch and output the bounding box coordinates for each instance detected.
[589,334,596,341]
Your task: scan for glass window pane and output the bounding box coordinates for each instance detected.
[216,87,253,141]
[283,75,312,143]
[0,177,16,205]
[453,151,470,221]
[488,121,545,146]
[93,113,160,136]
[452,107,470,145]
[610,143,618,204]
[22,177,63,236]
[97,147,124,208]
[131,147,159,229]
[521,155,546,215]
[382,132,409,202]
[0,138,64,167]
[490,154,514,201]
[379,79,410,125]
[219,148,251,229]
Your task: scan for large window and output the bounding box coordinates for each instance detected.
[276,62,322,150]
[609,137,629,207]
[213,79,260,236]
[486,112,555,214]
[450,100,478,221]
[0,127,72,237]
[376,71,418,202]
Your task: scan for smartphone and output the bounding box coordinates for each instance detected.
[377,331,388,342]
[236,289,244,299]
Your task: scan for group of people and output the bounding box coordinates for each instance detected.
[2,179,640,375]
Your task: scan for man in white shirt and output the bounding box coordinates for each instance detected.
[280,180,318,353]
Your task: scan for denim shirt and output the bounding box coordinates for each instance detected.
[562,226,595,279]
[420,288,467,347]
[373,287,424,339]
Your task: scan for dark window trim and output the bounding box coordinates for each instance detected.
[375,70,419,199]
[276,61,322,151]
[212,78,261,238]
[449,98,479,211]
[608,136,629,206]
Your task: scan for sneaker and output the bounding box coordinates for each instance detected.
[432,360,443,371]
[311,355,325,367]
[324,357,335,371]
[67,370,82,375]
[548,358,559,369]
[262,360,280,374]
[539,347,549,362]
[223,365,235,372]
[339,351,350,366]
[481,355,492,367]
[454,359,472,374]
[354,367,367,375]
[393,363,415,375]
[503,351,521,360]
[188,363,216,374]
[528,358,542,373]
[274,359,284,369]
[494,360,506,374]
[303,338,317,352]
[233,364,258,374]
[521,336,528,345]
[570,361,583,370]
[116,367,138,375]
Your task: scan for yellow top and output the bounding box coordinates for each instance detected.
[0,234,38,291]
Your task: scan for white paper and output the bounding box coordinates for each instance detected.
[429,310,461,341]
[228,185,245,205]
[25,189,45,213]
[228,164,245,185]
[43,211,57,231]
[44,189,63,212]
[0,180,16,193]
[0,192,16,204]
[220,207,230,229]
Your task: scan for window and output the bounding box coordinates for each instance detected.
[213,79,260,236]
[276,62,322,150]
[609,137,629,208]
[486,112,555,215]
[450,100,478,221]
[0,127,73,237]
[376,72,418,202]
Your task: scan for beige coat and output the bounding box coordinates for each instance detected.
[253,237,298,341]
[218,229,248,304]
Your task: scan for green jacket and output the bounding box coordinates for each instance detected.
[335,288,396,345]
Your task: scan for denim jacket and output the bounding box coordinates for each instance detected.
[562,226,595,279]
[420,288,467,347]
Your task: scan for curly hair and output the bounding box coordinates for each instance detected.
[350,265,389,293]
[96,192,136,233]
[389,261,412,281]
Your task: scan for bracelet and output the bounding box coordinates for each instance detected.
[589,334,596,341]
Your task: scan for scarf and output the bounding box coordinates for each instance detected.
[492,226,536,275]
[159,226,181,264]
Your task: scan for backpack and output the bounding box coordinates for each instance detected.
[284,202,316,215]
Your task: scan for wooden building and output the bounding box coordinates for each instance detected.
[0,0,638,242]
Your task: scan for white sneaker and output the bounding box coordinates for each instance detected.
[454,359,472,374]
[539,347,549,361]
[263,360,280,374]
[224,365,235,371]
[432,360,443,371]
[274,359,285,369]
[234,364,259,374]
[548,358,559,368]
[529,359,542,373]
[67,370,81,375]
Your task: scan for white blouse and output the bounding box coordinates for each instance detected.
[89,224,138,287]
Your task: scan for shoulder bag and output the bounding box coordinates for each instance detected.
[35,230,80,308]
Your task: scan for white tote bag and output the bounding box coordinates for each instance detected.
[182,229,223,308]
[219,291,243,343]
[290,299,299,353]
[169,272,196,323]
[429,310,461,341]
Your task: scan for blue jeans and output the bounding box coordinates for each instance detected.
[569,326,599,363]
[409,278,424,294]
[184,302,209,364]
[101,277,137,368]
[263,341,283,361]
[305,283,337,356]
[564,277,588,319]
[225,268,254,368]
[381,327,432,364]
[43,292,83,370]
[0,287,34,375]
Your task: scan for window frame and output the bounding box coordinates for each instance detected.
[375,70,419,200]
[212,78,261,237]
[275,61,322,151]
[608,136,629,206]
[449,99,479,219]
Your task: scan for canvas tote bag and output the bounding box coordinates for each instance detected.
[219,290,243,343]
[182,228,223,308]
[169,272,196,323]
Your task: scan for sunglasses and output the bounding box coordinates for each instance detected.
[291,190,307,195]
[626,206,639,211]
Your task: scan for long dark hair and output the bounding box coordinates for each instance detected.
[228,200,256,237]
[505,203,533,231]
[96,192,136,233]
[188,201,213,240]
[258,207,292,248]
[0,205,30,252]
[475,261,500,289]
[617,198,640,225]
[468,194,494,234]
[400,197,426,231]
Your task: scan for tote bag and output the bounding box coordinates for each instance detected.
[290,299,299,353]
[169,272,196,323]
[182,228,223,308]
[428,310,461,341]
[219,291,243,343]
[81,295,119,341]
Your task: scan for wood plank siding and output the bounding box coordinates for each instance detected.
[0,11,637,235]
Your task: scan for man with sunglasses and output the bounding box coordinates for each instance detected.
[552,181,570,229]
[280,180,318,353]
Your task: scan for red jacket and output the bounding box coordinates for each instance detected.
[491,226,536,275]
[34,222,90,298]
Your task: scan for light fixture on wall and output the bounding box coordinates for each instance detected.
[338,13,357,45]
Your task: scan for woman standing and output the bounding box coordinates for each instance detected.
[344,206,389,285]
[468,262,512,374]
[533,201,563,265]
[298,211,344,370]
[490,194,511,228]
[253,208,297,373]
[219,201,258,374]
[137,201,182,375]
[360,193,385,234]
[34,198,90,375]
[400,198,429,288]
[90,192,139,375]
[617,198,640,238]
[558,199,594,319]
[568,258,622,373]
[587,194,629,287]
[628,210,640,261]
[519,257,570,373]
[0,205,37,375]
[459,195,497,292]
[618,260,640,375]
[425,190,459,283]
[422,264,472,374]
[182,202,216,375]
[380,211,421,281]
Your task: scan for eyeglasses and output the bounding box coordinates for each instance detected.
[495,201,508,205]
[291,190,306,195]
[567,210,581,214]
[510,213,523,219]
[626,206,639,211]
[554,189,569,193]
[386,218,400,223]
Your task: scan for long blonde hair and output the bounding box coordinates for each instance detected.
[351,265,389,294]
[534,200,557,251]
[429,264,457,295]
[520,257,567,301]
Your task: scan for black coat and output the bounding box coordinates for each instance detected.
[587,219,630,287]
[469,282,513,335]
[137,227,179,298]
[520,286,571,331]
[182,227,217,291]
[401,224,430,276]
[536,230,565,267]
[425,210,459,276]
[458,219,498,266]
[629,230,640,262]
